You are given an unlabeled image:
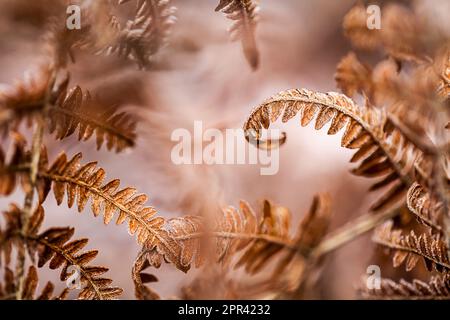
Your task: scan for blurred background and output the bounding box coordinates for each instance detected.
[0,0,448,299]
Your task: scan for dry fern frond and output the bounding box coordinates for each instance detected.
[215,0,260,70]
[243,88,421,212]
[1,204,122,300]
[379,4,428,63]
[360,274,450,300]
[0,134,28,197]
[181,266,282,299]
[135,194,331,292]
[235,195,331,278]
[35,152,164,246]
[407,182,445,233]
[28,150,194,273]
[43,14,91,68]
[335,53,401,106]
[373,220,450,273]
[101,0,177,69]
[1,146,182,264]
[0,69,137,152]
[335,52,374,99]
[132,248,161,300]
[0,266,68,300]
[43,0,176,69]
[0,267,15,300]
[435,46,450,101]
[343,3,429,63]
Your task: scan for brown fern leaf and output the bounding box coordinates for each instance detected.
[132,248,161,300]
[373,220,450,273]
[343,3,428,63]
[335,52,374,99]
[21,266,69,300]
[380,4,428,63]
[102,0,177,69]
[180,266,279,299]
[0,203,25,267]
[235,194,331,291]
[145,194,331,291]
[335,53,402,108]
[33,151,190,272]
[407,182,445,232]
[0,64,54,137]
[436,46,450,101]
[360,274,450,300]
[342,2,381,51]
[48,84,136,152]
[0,134,29,197]
[0,147,185,271]
[0,266,68,300]
[0,68,136,152]
[215,0,260,70]
[243,88,421,212]
[0,267,15,299]
[1,204,122,300]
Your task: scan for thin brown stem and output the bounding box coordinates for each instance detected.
[311,206,401,259]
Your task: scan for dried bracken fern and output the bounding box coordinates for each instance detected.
[337,1,450,300]
[48,84,136,152]
[243,88,421,212]
[0,204,122,300]
[0,67,137,152]
[132,194,332,297]
[0,141,201,273]
[36,151,164,247]
[335,52,375,100]
[0,0,448,302]
[215,0,260,70]
[100,0,177,69]
[342,2,381,51]
[373,220,450,273]
[0,266,68,300]
[407,182,445,233]
[360,274,450,300]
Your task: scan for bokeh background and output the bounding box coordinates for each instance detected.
[0,0,448,299]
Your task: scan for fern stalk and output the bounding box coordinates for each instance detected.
[15,71,55,300]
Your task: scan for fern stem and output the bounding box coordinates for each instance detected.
[175,207,399,260]
[15,72,55,300]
